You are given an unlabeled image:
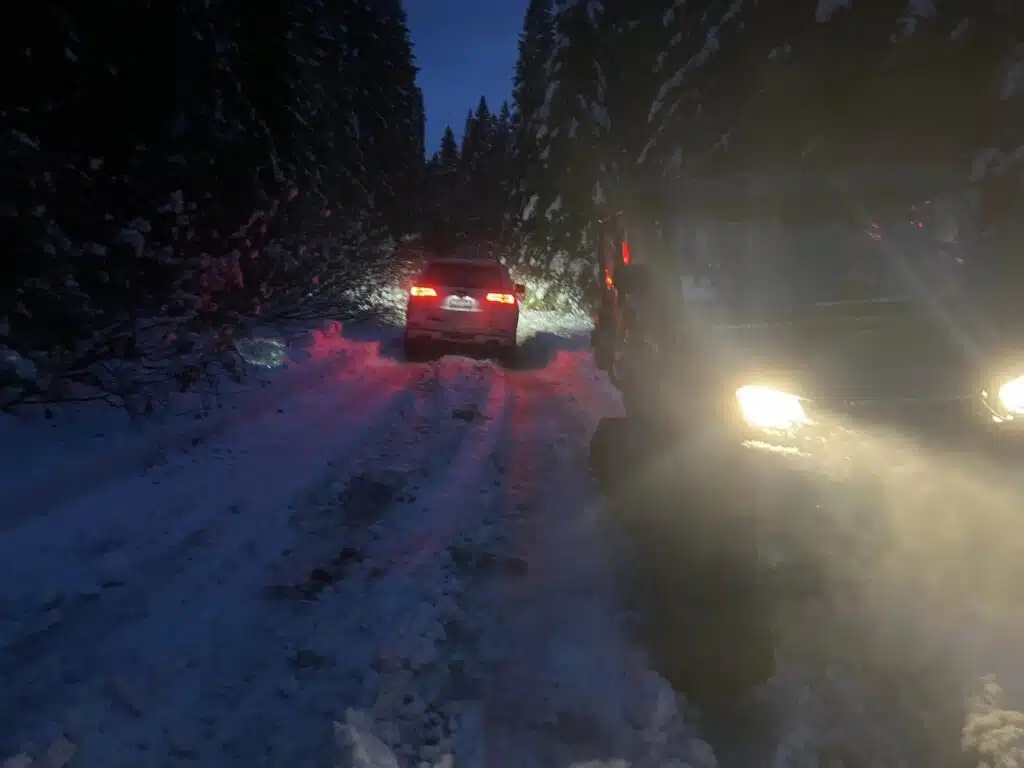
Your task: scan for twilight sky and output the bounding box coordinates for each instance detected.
[405,0,528,153]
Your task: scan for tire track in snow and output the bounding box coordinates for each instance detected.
[333,346,713,768]
[448,353,714,768]
[330,360,521,768]
[0,353,416,609]
[0,356,426,759]
[183,356,513,768]
[26,356,513,767]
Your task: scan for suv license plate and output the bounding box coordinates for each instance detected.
[445,296,476,310]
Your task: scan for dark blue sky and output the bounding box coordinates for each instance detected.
[406,0,527,153]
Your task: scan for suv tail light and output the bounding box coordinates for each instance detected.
[486,292,515,305]
[410,285,437,297]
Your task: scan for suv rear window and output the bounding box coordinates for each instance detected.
[422,262,504,289]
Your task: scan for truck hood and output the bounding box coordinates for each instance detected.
[708,300,975,405]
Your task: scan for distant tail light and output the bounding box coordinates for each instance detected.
[410,285,437,297]
[486,292,516,305]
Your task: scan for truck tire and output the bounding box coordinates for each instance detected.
[589,416,644,496]
[611,435,776,708]
[592,327,613,372]
[629,513,776,707]
[647,585,776,708]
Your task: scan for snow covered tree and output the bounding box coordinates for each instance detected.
[540,1,607,249]
[464,97,497,241]
[506,0,1021,310]
[422,98,517,255]
[641,0,1021,193]
[598,0,673,197]
[2,0,427,410]
[510,0,556,225]
[490,102,517,238]
[634,0,1022,312]
[339,0,424,233]
[502,0,615,309]
[422,126,462,253]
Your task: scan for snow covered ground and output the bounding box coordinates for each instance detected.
[2,310,1023,767]
[0,313,712,767]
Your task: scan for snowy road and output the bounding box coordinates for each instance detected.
[0,320,714,768]
[3,316,1024,768]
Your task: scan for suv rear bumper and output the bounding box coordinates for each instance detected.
[405,326,516,346]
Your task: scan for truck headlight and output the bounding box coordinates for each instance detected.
[736,385,808,430]
[998,376,1024,414]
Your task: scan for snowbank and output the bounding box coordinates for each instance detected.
[0,320,377,528]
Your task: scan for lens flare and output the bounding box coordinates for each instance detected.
[736,385,808,430]
[997,376,1024,414]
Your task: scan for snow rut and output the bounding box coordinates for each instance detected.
[4,337,718,768]
[0,357,423,761]
[0,353,529,767]
[335,362,719,768]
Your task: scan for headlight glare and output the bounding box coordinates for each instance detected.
[736,385,808,430]
[997,376,1024,414]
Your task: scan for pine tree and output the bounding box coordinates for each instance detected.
[466,97,493,181]
[510,0,556,230]
[497,0,1023,310]
[535,0,607,253]
[438,127,460,171]
[598,0,673,201]
[341,0,425,233]
[513,0,555,148]
[425,95,521,256]
[494,102,516,224]
[2,0,428,407]
[468,97,495,240]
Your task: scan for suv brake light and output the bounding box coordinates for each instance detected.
[486,292,515,305]
[410,285,437,297]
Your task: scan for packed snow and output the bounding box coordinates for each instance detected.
[0,313,709,767]
[3,310,1024,767]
